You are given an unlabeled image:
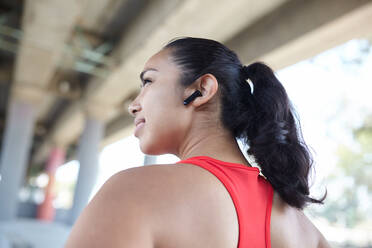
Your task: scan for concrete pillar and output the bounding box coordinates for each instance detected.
[68,115,104,225]
[143,155,157,165]
[0,98,37,221]
[36,146,66,221]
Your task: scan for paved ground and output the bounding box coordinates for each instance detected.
[0,218,71,248]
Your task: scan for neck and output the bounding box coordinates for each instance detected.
[176,127,250,166]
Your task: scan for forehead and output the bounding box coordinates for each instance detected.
[143,49,178,74]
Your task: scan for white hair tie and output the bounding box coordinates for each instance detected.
[246,78,254,95]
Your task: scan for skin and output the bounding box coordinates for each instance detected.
[64,48,331,248]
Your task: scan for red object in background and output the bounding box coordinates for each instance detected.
[36,147,66,221]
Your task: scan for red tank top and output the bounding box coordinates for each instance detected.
[176,156,274,248]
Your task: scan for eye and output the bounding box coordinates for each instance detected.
[141,79,152,88]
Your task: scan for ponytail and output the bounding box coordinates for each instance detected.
[237,62,326,209]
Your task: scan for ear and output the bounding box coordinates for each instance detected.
[184,73,219,107]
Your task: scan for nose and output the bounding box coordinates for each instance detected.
[128,99,141,117]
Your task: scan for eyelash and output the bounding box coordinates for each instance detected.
[141,79,152,88]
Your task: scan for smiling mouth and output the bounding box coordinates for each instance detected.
[134,120,145,136]
[136,120,145,127]
[134,117,146,126]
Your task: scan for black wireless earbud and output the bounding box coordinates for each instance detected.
[183,90,202,105]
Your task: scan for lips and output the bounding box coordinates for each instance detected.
[134,118,145,127]
[134,118,145,136]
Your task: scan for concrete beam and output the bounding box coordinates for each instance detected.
[35,95,55,121]
[79,0,126,34]
[259,2,372,69]
[11,0,83,136]
[112,0,185,62]
[225,0,372,70]
[90,0,287,106]
[32,0,288,163]
[34,0,120,123]
[14,0,81,88]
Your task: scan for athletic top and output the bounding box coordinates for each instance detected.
[176,155,274,248]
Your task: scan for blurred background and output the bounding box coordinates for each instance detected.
[0,0,371,247]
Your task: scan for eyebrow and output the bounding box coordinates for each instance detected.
[139,68,158,83]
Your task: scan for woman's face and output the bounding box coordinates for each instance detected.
[128,49,192,155]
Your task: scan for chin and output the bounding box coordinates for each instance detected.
[139,141,161,156]
[139,141,171,156]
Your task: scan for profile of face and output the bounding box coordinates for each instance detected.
[128,49,195,156]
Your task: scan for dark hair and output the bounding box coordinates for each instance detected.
[164,37,326,210]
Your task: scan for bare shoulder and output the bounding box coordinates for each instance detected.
[270,190,331,248]
[65,163,188,247]
[114,162,217,208]
[111,163,199,199]
[299,211,332,248]
[105,165,332,248]
[298,211,332,248]
[105,163,189,215]
[113,163,238,248]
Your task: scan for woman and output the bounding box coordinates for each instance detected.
[65,37,330,248]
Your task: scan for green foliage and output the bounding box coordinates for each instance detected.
[315,115,372,228]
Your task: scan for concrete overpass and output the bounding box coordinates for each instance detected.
[0,0,371,225]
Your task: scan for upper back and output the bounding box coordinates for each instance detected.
[144,156,327,248]
[177,156,273,248]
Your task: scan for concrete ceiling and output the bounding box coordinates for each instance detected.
[0,0,371,169]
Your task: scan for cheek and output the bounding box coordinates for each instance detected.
[141,113,188,155]
[140,91,189,154]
